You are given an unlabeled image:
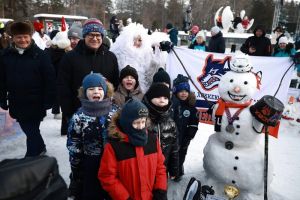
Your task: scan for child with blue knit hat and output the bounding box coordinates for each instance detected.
[172,74,199,180]
[67,73,118,200]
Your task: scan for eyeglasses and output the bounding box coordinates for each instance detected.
[87,33,102,39]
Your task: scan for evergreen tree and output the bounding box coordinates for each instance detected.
[250,0,274,32]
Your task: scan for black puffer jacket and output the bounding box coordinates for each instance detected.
[240,26,272,56]
[208,32,225,53]
[57,40,119,117]
[0,42,56,121]
[143,96,179,177]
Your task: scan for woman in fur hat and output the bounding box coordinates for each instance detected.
[67,73,118,200]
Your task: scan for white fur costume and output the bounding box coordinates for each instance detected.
[110,23,167,92]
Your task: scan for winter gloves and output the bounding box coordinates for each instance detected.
[153,189,167,200]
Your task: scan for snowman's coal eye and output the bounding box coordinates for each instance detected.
[244,81,248,85]
[230,79,234,83]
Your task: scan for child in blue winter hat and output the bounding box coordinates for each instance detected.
[67,72,118,200]
[172,74,199,180]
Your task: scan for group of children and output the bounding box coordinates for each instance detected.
[66,66,199,200]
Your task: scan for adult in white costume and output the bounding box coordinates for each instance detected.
[203,55,273,199]
[110,23,165,92]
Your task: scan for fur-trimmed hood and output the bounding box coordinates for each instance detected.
[187,92,196,106]
[172,91,196,107]
[107,111,127,141]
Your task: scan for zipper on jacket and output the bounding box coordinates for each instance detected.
[158,124,161,145]
[45,173,53,189]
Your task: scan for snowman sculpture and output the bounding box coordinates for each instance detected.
[203,55,270,199]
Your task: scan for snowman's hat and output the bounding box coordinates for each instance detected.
[230,54,252,73]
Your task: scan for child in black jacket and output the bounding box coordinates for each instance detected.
[172,74,199,179]
[143,83,180,180]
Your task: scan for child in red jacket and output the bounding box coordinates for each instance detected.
[98,99,167,200]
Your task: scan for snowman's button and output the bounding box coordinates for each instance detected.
[236,117,239,120]
[236,132,239,135]
[225,141,234,150]
[235,156,239,160]
[233,166,237,170]
[232,180,236,184]
[236,125,240,128]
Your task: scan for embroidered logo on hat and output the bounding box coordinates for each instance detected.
[138,108,149,117]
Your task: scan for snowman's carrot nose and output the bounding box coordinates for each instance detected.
[233,86,241,93]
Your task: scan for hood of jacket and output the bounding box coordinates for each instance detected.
[211,31,223,39]
[176,91,196,107]
[253,25,266,37]
[142,95,172,123]
[108,111,128,141]
[117,84,143,96]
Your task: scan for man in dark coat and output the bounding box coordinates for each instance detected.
[208,26,225,53]
[0,21,56,157]
[240,25,272,56]
[57,18,119,135]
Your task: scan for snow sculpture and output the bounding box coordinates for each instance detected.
[203,54,271,199]
[214,6,254,33]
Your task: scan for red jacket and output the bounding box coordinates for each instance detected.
[98,118,167,200]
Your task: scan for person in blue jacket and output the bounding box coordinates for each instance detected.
[67,73,118,200]
[189,30,207,52]
[166,23,178,46]
[272,36,295,57]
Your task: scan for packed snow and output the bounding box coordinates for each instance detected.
[1,108,300,199]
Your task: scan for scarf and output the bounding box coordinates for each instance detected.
[119,120,148,146]
[79,98,112,117]
[214,98,252,132]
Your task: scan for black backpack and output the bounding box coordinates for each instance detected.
[0,156,68,200]
[183,177,215,200]
[183,177,202,200]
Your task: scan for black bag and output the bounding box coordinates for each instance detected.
[0,156,68,200]
[183,177,202,200]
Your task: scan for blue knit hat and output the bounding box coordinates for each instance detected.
[173,74,190,94]
[82,18,105,38]
[82,73,107,95]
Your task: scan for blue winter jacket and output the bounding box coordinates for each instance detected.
[67,98,118,169]
[273,48,296,57]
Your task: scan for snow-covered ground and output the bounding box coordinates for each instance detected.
[1,109,300,199]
